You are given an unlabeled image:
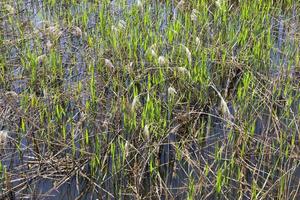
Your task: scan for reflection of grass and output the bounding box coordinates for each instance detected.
[0,0,299,199]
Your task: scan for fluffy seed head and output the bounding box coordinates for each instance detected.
[46,40,53,51]
[48,26,59,34]
[37,54,47,64]
[191,9,198,21]
[104,59,115,70]
[216,0,227,10]
[183,45,192,65]
[176,0,185,11]
[150,49,157,57]
[131,96,140,110]
[147,44,157,57]
[137,0,143,8]
[124,141,129,157]
[176,67,191,78]
[168,86,177,96]
[72,26,82,37]
[196,37,201,46]
[158,56,168,66]
[143,124,150,140]
[4,4,15,15]
[0,131,8,143]
[0,130,8,151]
[118,20,126,30]
[111,25,118,33]
[46,25,62,38]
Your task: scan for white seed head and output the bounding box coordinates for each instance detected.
[72,26,82,37]
[168,86,177,96]
[215,0,222,7]
[4,4,15,15]
[48,26,58,34]
[0,130,8,147]
[196,37,201,47]
[211,84,234,122]
[220,98,234,121]
[150,44,157,49]
[124,141,129,157]
[47,25,62,38]
[182,45,192,65]
[5,91,18,97]
[177,0,185,11]
[56,31,63,38]
[143,124,150,140]
[176,67,191,78]
[216,0,226,10]
[191,9,198,21]
[158,56,168,66]
[46,40,53,50]
[111,25,118,33]
[104,59,115,69]
[137,0,143,8]
[150,49,157,57]
[118,20,126,30]
[37,54,47,64]
[126,62,134,73]
[131,96,140,110]
[147,44,157,57]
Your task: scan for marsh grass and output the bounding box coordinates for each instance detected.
[0,0,299,199]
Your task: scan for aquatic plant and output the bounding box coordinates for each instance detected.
[0,0,299,199]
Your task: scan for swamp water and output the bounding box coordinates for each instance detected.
[1,1,299,199]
